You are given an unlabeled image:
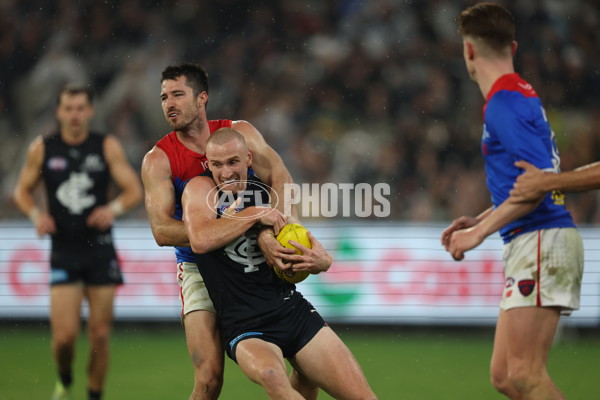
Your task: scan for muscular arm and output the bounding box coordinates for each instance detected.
[141,147,189,247]
[87,135,143,230]
[13,136,56,236]
[233,120,297,221]
[182,176,286,254]
[104,135,143,212]
[233,120,300,268]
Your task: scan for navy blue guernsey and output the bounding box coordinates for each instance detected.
[187,172,302,342]
[482,73,574,243]
[42,132,112,249]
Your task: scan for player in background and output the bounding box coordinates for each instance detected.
[13,84,143,400]
[141,63,330,399]
[441,3,583,399]
[510,159,600,201]
[181,128,374,400]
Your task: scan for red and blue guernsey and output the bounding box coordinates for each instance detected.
[156,119,232,262]
[482,73,574,243]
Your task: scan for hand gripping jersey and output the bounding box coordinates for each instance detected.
[42,132,112,249]
[482,73,574,242]
[189,173,303,343]
[155,119,232,262]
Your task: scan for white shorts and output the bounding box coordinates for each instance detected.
[177,262,216,315]
[501,228,583,315]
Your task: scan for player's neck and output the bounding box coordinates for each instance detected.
[61,127,89,146]
[175,121,211,155]
[476,60,515,99]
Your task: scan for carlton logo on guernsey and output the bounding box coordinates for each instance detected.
[156,119,232,263]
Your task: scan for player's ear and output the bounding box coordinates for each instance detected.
[511,40,518,56]
[197,91,208,108]
[464,40,475,60]
[246,149,252,166]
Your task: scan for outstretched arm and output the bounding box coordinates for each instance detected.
[511,160,600,202]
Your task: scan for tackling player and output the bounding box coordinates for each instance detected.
[141,63,329,399]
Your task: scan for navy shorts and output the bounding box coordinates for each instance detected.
[226,298,326,363]
[50,245,123,286]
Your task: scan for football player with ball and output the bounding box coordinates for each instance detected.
[182,128,376,399]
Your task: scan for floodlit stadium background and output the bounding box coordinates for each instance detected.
[1,1,599,398]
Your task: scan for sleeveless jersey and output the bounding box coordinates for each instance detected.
[190,173,302,342]
[482,73,574,243]
[155,119,232,262]
[42,132,112,249]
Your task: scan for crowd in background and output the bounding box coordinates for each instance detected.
[1,0,599,222]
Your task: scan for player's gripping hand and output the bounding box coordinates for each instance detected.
[288,232,332,274]
[510,160,547,202]
[257,207,286,235]
[257,227,296,271]
[441,216,479,251]
[447,226,485,261]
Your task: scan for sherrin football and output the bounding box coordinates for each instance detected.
[273,223,312,284]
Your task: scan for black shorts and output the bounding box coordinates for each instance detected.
[50,244,123,286]
[226,297,327,363]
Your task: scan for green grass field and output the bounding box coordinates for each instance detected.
[1,323,598,399]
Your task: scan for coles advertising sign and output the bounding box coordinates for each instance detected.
[1,221,598,326]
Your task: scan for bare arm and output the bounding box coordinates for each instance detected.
[447,198,541,261]
[13,136,56,236]
[87,135,143,230]
[233,120,300,268]
[182,176,286,254]
[441,206,493,249]
[141,146,189,247]
[233,120,298,221]
[511,160,600,202]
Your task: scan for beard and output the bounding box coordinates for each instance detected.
[167,114,194,132]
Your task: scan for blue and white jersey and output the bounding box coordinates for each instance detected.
[482,73,574,243]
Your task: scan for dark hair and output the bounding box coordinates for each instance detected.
[458,2,515,53]
[161,63,209,97]
[57,84,94,105]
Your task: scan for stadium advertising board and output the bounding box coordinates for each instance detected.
[1,221,598,326]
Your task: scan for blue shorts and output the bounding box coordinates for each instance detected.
[50,245,123,286]
[226,298,326,362]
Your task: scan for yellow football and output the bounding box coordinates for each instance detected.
[273,223,312,284]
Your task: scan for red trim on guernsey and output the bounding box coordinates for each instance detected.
[536,231,542,307]
[486,73,538,103]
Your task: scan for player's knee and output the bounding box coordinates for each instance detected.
[53,331,77,349]
[256,366,288,390]
[490,372,512,395]
[490,363,512,395]
[192,360,223,395]
[507,368,541,395]
[88,326,111,349]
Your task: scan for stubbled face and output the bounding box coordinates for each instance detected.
[160,76,204,132]
[56,93,94,134]
[206,139,251,194]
